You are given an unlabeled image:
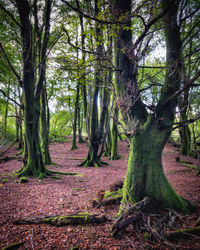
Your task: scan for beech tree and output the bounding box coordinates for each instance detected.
[111,0,198,212]
[0,0,54,177]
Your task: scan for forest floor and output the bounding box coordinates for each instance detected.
[0,137,200,250]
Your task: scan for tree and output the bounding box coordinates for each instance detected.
[0,0,54,177]
[112,0,191,212]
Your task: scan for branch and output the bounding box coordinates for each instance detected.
[182,19,200,46]
[0,43,22,87]
[137,65,165,69]
[132,7,169,51]
[0,89,21,107]
[34,33,64,72]
[0,3,22,28]
[164,70,200,105]
[180,7,200,25]
[62,27,110,55]
[61,0,129,25]
[172,114,200,130]
[139,82,162,93]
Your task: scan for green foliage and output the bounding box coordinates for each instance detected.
[50,110,73,137]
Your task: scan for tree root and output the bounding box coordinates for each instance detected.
[14,213,108,226]
[110,197,149,237]
[0,155,19,163]
[78,158,108,167]
[14,167,80,180]
[2,241,24,250]
[165,226,200,239]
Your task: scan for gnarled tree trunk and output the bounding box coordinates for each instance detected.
[113,0,189,213]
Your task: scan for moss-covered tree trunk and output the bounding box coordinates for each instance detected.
[80,84,101,167]
[15,0,52,178]
[41,87,51,165]
[179,106,191,156]
[78,106,84,143]
[113,0,189,213]
[122,123,188,212]
[4,80,10,138]
[110,103,120,160]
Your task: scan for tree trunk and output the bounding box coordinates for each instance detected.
[110,103,120,160]
[78,107,84,143]
[179,108,191,156]
[4,81,10,138]
[15,0,52,178]
[41,87,51,165]
[71,82,80,150]
[112,0,189,213]
[122,123,188,212]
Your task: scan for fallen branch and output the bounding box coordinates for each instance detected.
[14,213,108,226]
[111,197,149,237]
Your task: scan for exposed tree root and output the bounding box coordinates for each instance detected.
[78,158,108,167]
[110,154,122,160]
[14,213,108,226]
[103,189,123,205]
[2,241,24,250]
[110,197,149,237]
[14,167,80,180]
[165,226,200,239]
[0,155,19,163]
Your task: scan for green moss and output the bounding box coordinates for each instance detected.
[72,187,85,191]
[104,189,123,199]
[2,242,24,249]
[20,177,28,183]
[70,247,79,250]
[143,232,150,240]
[169,169,192,174]
[2,179,9,183]
[182,163,200,171]
[49,175,61,179]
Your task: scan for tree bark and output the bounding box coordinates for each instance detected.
[41,87,51,165]
[110,102,121,160]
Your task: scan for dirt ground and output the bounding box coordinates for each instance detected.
[0,138,200,249]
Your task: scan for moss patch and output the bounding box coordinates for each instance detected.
[2,242,24,250]
[1,178,9,183]
[20,177,28,183]
[105,189,123,199]
[72,187,85,191]
[169,169,192,174]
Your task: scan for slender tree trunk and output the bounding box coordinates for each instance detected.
[110,103,121,160]
[98,73,109,144]
[41,87,51,164]
[78,107,84,143]
[179,105,191,156]
[71,82,80,150]
[4,81,10,138]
